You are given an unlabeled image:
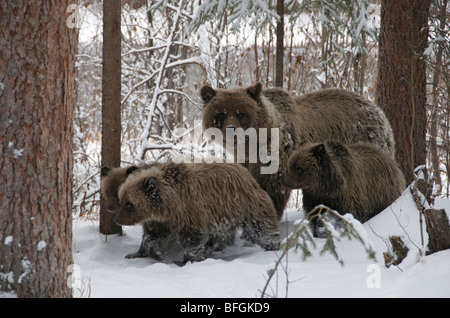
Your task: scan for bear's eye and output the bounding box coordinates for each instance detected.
[237,113,249,126]
[213,113,227,129]
[125,202,134,215]
[296,166,303,174]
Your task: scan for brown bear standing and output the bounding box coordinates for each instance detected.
[283,141,406,235]
[114,162,280,265]
[200,82,395,219]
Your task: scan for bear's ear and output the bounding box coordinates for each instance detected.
[246,82,263,101]
[326,141,349,157]
[142,176,159,195]
[100,166,111,177]
[142,176,163,209]
[311,143,327,163]
[126,166,139,176]
[200,85,216,104]
[162,162,184,183]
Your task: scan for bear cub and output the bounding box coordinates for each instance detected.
[101,165,142,213]
[101,164,176,261]
[283,141,406,235]
[115,162,280,265]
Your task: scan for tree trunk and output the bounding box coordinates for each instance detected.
[275,0,284,88]
[429,0,447,196]
[376,0,431,184]
[423,209,450,255]
[101,0,123,235]
[0,1,77,297]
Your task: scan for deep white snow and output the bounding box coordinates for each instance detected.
[71,188,450,298]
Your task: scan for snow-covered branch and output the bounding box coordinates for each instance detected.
[121,56,202,106]
[190,0,280,33]
[136,0,187,160]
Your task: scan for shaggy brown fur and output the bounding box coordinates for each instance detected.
[115,162,280,264]
[101,164,173,261]
[283,141,406,227]
[101,165,140,213]
[200,82,395,219]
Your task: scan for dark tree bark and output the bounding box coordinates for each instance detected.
[423,209,450,255]
[275,0,284,88]
[101,0,123,235]
[376,0,431,184]
[0,1,77,297]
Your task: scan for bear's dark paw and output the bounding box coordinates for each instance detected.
[243,240,255,247]
[125,251,146,259]
[263,240,280,251]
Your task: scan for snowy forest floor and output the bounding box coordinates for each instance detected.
[72,189,450,298]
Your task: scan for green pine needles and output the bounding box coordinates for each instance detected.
[261,205,377,298]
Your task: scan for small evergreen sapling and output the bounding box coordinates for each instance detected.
[261,205,377,298]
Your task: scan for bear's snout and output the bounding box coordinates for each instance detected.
[282,173,300,189]
[113,216,134,227]
[113,212,136,226]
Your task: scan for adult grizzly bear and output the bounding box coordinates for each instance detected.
[100,164,174,261]
[114,162,280,265]
[200,82,395,219]
[283,141,406,235]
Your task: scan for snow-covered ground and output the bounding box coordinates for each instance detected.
[72,188,450,298]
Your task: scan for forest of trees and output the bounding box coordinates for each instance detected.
[74,0,449,215]
[1,0,449,297]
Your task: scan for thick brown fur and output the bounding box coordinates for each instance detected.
[100,164,172,260]
[101,166,140,213]
[283,141,406,225]
[115,162,280,264]
[200,83,395,219]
